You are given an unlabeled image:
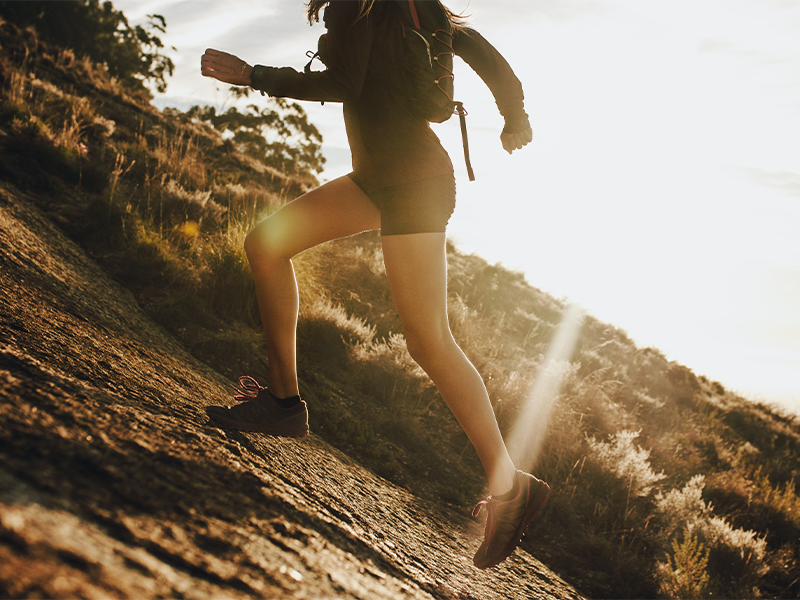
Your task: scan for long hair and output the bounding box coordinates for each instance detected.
[305,0,470,30]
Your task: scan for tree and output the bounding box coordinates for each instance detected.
[188,96,325,178]
[0,0,174,94]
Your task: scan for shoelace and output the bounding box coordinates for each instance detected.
[472,499,497,544]
[230,375,265,402]
[472,499,489,518]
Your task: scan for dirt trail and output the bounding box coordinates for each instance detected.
[0,183,582,599]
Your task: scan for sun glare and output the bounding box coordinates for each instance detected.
[506,304,584,474]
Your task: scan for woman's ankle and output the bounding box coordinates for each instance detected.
[489,464,518,498]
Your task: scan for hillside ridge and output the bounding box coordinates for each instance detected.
[0,182,581,598]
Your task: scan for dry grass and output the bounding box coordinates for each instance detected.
[2,18,800,598]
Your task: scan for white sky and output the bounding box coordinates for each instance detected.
[115,0,800,415]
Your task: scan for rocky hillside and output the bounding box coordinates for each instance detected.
[0,185,580,598]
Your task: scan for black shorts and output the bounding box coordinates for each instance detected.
[348,173,456,236]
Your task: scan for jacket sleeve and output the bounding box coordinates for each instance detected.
[250,2,372,103]
[453,28,530,133]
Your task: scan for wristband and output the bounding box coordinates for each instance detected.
[250,65,271,96]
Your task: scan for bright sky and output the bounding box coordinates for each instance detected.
[115,0,800,415]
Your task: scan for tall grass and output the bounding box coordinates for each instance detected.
[2,18,799,598]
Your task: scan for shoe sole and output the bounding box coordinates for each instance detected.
[205,410,309,438]
[476,480,551,569]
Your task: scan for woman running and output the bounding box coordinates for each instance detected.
[200,0,548,569]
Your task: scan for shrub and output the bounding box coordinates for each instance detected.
[657,529,712,599]
[158,179,226,229]
[297,298,375,369]
[587,430,665,497]
[656,475,711,537]
[694,516,768,598]
[349,332,430,404]
[655,476,769,598]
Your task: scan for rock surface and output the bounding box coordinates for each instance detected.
[0,183,582,599]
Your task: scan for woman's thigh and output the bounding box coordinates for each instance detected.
[381,232,452,353]
[246,176,381,262]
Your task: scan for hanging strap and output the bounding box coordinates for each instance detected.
[454,102,475,181]
[407,0,422,28]
[304,48,326,106]
[304,50,318,74]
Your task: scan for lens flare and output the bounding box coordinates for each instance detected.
[506,304,584,474]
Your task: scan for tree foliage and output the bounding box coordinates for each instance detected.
[0,0,174,94]
[188,95,326,178]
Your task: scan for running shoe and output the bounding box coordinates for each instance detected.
[472,470,551,569]
[205,376,309,438]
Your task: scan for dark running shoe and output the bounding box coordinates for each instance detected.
[472,470,551,569]
[205,376,309,438]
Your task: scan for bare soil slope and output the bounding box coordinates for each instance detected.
[0,183,581,599]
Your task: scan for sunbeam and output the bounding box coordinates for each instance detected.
[506,303,584,474]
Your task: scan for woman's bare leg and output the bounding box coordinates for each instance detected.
[244,176,380,398]
[381,232,517,497]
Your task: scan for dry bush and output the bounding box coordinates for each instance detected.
[212,182,279,229]
[657,529,712,599]
[157,179,226,229]
[560,365,626,436]
[656,475,712,533]
[75,54,124,98]
[696,516,768,594]
[196,234,258,324]
[150,128,206,190]
[2,56,30,108]
[587,430,666,498]
[655,475,769,598]
[297,298,376,370]
[348,328,437,416]
[760,476,800,528]
[4,62,87,152]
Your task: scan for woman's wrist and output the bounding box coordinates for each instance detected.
[502,110,530,135]
[241,64,254,85]
[249,65,271,91]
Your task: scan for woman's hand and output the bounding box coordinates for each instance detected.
[200,48,253,86]
[500,128,533,155]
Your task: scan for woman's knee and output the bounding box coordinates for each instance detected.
[404,324,455,370]
[244,218,290,271]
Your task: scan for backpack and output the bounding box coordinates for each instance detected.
[305,0,475,181]
[396,0,474,180]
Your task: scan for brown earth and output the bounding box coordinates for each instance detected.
[0,182,582,599]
